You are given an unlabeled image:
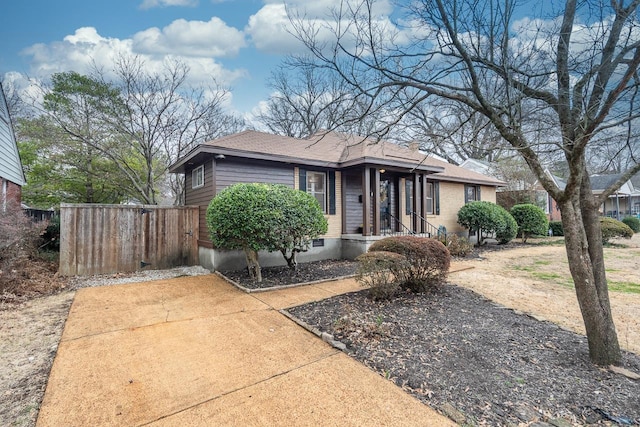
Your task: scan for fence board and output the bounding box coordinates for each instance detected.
[59,204,199,276]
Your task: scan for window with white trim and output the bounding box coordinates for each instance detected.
[306,171,326,212]
[192,165,204,189]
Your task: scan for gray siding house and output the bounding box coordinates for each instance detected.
[170,130,504,271]
[0,83,25,211]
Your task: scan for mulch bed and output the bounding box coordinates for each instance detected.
[220,259,358,290]
[287,284,640,426]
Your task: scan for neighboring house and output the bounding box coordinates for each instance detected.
[170,130,504,270]
[0,83,25,211]
[460,158,560,219]
[591,173,638,220]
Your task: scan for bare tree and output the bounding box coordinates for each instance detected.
[291,0,640,365]
[257,60,384,138]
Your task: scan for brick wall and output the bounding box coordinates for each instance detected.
[1,178,21,209]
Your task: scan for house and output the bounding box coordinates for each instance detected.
[170,130,504,270]
[0,83,25,211]
[592,173,639,220]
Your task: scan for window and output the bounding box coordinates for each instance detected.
[405,179,413,214]
[192,165,204,189]
[307,171,326,212]
[465,184,480,203]
[425,181,434,214]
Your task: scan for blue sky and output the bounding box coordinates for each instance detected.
[0,0,362,117]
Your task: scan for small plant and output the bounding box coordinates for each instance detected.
[369,236,451,292]
[549,221,564,236]
[600,217,633,244]
[621,216,640,233]
[510,204,549,243]
[445,234,473,257]
[355,251,406,300]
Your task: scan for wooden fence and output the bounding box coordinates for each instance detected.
[59,204,199,276]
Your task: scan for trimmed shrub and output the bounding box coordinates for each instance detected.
[510,204,549,243]
[206,183,328,281]
[369,236,451,292]
[445,234,473,257]
[355,251,407,300]
[458,201,509,245]
[600,217,633,243]
[622,216,640,233]
[496,207,518,244]
[549,221,564,236]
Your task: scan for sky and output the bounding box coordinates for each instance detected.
[0,0,379,118]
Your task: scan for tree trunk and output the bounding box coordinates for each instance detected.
[243,248,262,282]
[559,200,621,366]
[281,249,298,270]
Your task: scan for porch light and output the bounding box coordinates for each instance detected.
[379,169,386,174]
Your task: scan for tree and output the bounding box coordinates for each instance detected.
[206,183,327,282]
[256,61,384,138]
[16,115,130,207]
[292,0,640,364]
[511,204,549,243]
[40,57,243,206]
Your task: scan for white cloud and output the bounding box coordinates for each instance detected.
[139,0,198,10]
[132,17,246,57]
[246,0,402,55]
[20,27,246,88]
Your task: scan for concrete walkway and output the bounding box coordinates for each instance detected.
[37,275,453,426]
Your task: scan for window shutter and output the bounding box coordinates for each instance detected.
[434,182,440,215]
[299,169,307,191]
[477,185,481,201]
[328,171,336,215]
[405,179,412,214]
[464,185,469,203]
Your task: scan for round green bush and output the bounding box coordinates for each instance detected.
[622,216,640,233]
[510,204,549,243]
[206,183,328,280]
[600,217,633,243]
[369,236,450,292]
[549,221,564,236]
[496,206,518,244]
[457,201,505,245]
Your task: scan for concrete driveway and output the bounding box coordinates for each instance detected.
[36,275,453,426]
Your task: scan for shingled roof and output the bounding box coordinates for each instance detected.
[170,130,504,186]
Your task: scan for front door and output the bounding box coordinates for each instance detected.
[380,178,390,232]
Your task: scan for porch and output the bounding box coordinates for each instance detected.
[341,166,444,238]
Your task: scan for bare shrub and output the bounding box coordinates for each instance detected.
[0,202,48,295]
[355,251,407,300]
[369,236,451,292]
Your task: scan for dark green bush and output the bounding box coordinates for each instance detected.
[458,201,513,245]
[510,204,549,243]
[549,221,564,236]
[600,217,633,243]
[355,251,407,300]
[42,215,60,251]
[496,206,518,244]
[622,216,640,233]
[445,234,473,257]
[369,236,451,292]
[206,183,328,281]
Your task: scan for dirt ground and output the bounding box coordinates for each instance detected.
[453,235,640,354]
[1,236,639,426]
